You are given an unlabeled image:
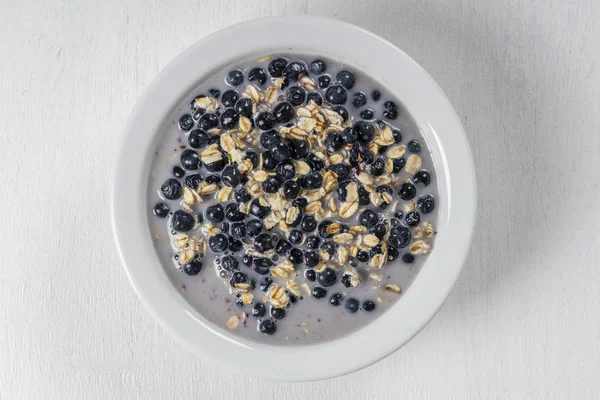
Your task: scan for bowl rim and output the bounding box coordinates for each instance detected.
[112,15,477,381]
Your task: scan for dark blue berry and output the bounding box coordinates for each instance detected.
[317,220,333,239]
[192,108,206,121]
[310,59,327,74]
[208,88,220,98]
[183,259,203,276]
[363,300,376,311]
[336,70,355,89]
[271,307,286,320]
[288,229,304,245]
[371,223,387,239]
[198,113,219,131]
[358,209,378,228]
[407,140,421,153]
[383,100,399,120]
[242,254,254,267]
[230,222,247,239]
[283,61,307,82]
[305,236,320,249]
[220,108,239,130]
[246,151,259,168]
[283,180,301,199]
[341,275,352,288]
[184,174,203,190]
[312,287,327,299]
[249,198,271,219]
[205,204,224,223]
[221,165,241,187]
[160,178,182,200]
[387,245,399,261]
[402,253,414,263]
[327,164,350,180]
[246,219,263,237]
[305,269,316,281]
[262,176,282,193]
[225,203,246,222]
[370,157,385,176]
[259,130,280,149]
[304,250,320,268]
[180,150,200,171]
[306,91,323,105]
[325,85,347,104]
[321,241,336,256]
[269,141,291,162]
[360,109,374,119]
[288,139,309,159]
[358,186,370,206]
[393,158,406,173]
[273,101,295,123]
[259,277,273,291]
[332,105,348,121]
[356,250,370,262]
[324,132,344,153]
[235,98,253,118]
[262,151,277,170]
[329,293,343,306]
[248,67,267,85]
[371,90,381,101]
[341,127,358,144]
[317,267,337,287]
[234,187,252,203]
[413,170,431,186]
[221,255,239,271]
[285,86,306,106]
[292,197,308,209]
[188,129,209,149]
[255,111,276,130]
[345,298,360,313]
[221,90,239,107]
[205,174,221,184]
[301,171,323,189]
[252,302,266,317]
[179,114,194,131]
[300,215,317,233]
[259,319,277,335]
[305,154,325,171]
[349,257,359,268]
[417,194,435,214]
[392,129,402,143]
[153,203,169,218]
[352,92,367,108]
[405,211,421,226]
[276,161,295,181]
[226,69,244,86]
[354,121,375,144]
[318,75,331,89]
[254,233,275,252]
[288,248,304,265]
[275,239,292,256]
[268,57,288,77]
[399,182,417,200]
[208,233,228,253]
[389,226,411,249]
[253,258,273,275]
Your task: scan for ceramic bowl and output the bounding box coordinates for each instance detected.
[112,16,476,381]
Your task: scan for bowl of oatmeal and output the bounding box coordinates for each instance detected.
[112,16,476,381]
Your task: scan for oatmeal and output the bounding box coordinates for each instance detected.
[148,55,438,344]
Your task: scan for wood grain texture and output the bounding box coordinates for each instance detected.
[1,0,599,398]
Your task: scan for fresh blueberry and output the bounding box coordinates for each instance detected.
[254,257,274,275]
[292,197,308,209]
[363,300,376,312]
[392,129,402,143]
[230,222,247,239]
[262,151,278,170]
[402,253,414,263]
[317,220,333,239]
[341,275,352,288]
[305,269,317,282]
[405,211,421,226]
[246,219,263,237]
[370,157,386,176]
[271,307,286,320]
[205,174,221,184]
[413,170,431,186]
[417,194,435,214]
[221,90,239,108]
[219,108,239,130]
[327,164,349,181]
[336,70,355,89]
[329,293,343,306]
[283,61,307,82]
[285,86,306,106]
[259,277,273,291]
[305,154,325,171]
[242,254,254,267]
[225,203,246,222]
[312,287,327,299]
[383,100,399,120]
[252,302,266,317]
[183,174,203,190]
[407,140,421,153]
[234,187,252,203]
[371,90,381,101]
[248,67,267,85]
[349,257,359,268]
[208,88,220,98]
[254,233,275,253]
[358,185,370,206]
[356,250,370,262]
[221,255,239,271]
[179,114,194,131]
[273,101,295,123]
[275,238,292,256]
[318,75,331,89]
[288,248,304,265]
[153,203,169,218]
[324,132,344,153]
[275,161,295,181]
[387,245,399,261]
[352,92,367,108]
[360,148,374,165]
[360,109,374,119]
[205,204,225,223]
[304,250,320,268]
[192,108,206,121]
[188,129,209,149]
[310,59,327,74]
[341,127,358,144]
[358,209,378,228]
[317,267,337,287]
[198,113,219,131]
[220,222,230,235]
[259,130,280,149]
[325,85,347,105]
[255,111,276,131]
[259,319,277,335]
[321,240,337,256]
[283,180,301,199]
[160,178,182,200]
[353,121,375,144]
[262,176,282,194]
[221,165,241,187]
[399,182,417,200]
[234,98,253,118]
[183,259,203,276]
[288,139,309,159]
[389,226,411,249]
[393,158,406,173]
[226,69,244,86]
[305,236,320,249]
[301,171,323,189]
[288,229,304,245]
[371,223,387,239]
[207,234,228,253]
[269,141,291,162]
[345,298,360,313]
[306,91,323,105]
[249,198,271,219]
[179,149,201,172]
[335,181,350,201]
[300,215,317,233]
[268,57,288,77]
[332,105,348,121]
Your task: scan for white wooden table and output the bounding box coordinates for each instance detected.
[1,1,599,398]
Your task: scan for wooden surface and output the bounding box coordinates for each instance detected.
[1,0,599,398]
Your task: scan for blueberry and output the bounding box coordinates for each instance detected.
[253,257,274,275]
[208,88,220,98]
[399,182,417,200]
[221,255,239,271]
[348,257,359,268]
[407,140,421,153]
[317,267,337,287]
[234,187,252,203]
[393,158,406,173]
[304,250,320,268]
[205,174,221,184]
[360,148,374,165]
[329,293,343,306]
[389,226,411,248]
[220,165,241,187]
[324,132,344,153]
[208,134,221,145]
[405,211,421,226]
[205,205,227,223]
[274,162,294,182]
[160,178,182,200]
[262,151,278,170]
[305,236,320,249]
[341,275,352,288]
[271,307,286,320]
[273,101,295,123]
[285,86,306,106]
[259,319,277,335]
[335,181,350,201]
[225,203,245,222]
[356,250,370,262]
[317,220,333,239]
[288,229,304,245]
[301,171,323,189]
[220,222,230,235]
[230,221,247,239]
[275,239,292,256]
[192,108,206,121]
[300,215,317,232]
[358,209,378,228]
[305,269,317,282]
[402,253,414,263]
[329,106,349,122]
[321,240,336,256]
[254,233,275,252]
[207,233,228,253]
[288,248,304,265]
[259,130,280,149]
[268,57,288,77]
[318,75,331,89]
[248,67,267,85]
[352,92,367,108]
[305,154,325,171]
[153,203,169,218]
[413,170,431,186]
[283,61,307,82]
[394,211,404,220]
[219,108,239,130]
[259,277,273,291]
[292,197,308,209]
[387,245,399,261]
[182,174,202,190]
[371,223,387,239]
[358,186,370,206]
[363,300,376,312]
[341,127,358,144]
[179,114,194,131]
[249,198,271,219]
[312,287,327,299]
[370,157,386,176]
[288,139,309,159]
[234,98,253,118]
[252,302,266,317]
[255,111,276,131]
[283,180,301,199]
[246,219,263,237]
[246,151,259,168]
[354,121,375,144]
[269,141,291,162]
[198,113,219,131]
[221,90,239,107]
[345,298,360,313]
[179,149,200,171]
[188,129,209,149]
[287,207,303,227]
[371,90,381,101]
[226,69,244,86]
[392,129,402,143]
[325,85,347,105]
[262,176,282,193]
[383,100,399,120]
[183,259,203,276]
[306,91,323,105]
[417,194,435,214]
[360,109,374,119]
[242,254,254,267]
[310,59,327,74]
[327,164,350,181]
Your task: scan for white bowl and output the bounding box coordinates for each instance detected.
[112,16,476,381]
